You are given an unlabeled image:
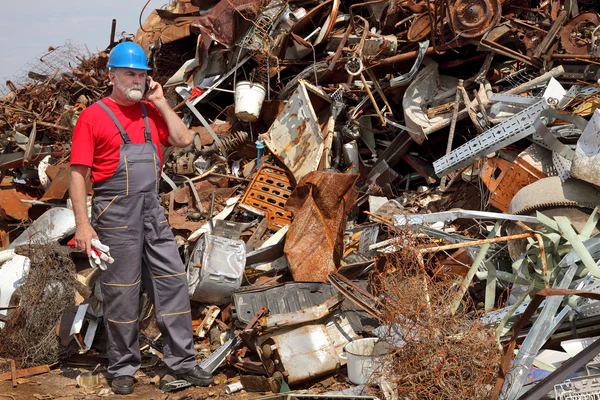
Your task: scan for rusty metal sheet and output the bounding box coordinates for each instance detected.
[41,162,93,201]
[134,7,195,52]
[261,81,332,184]
[284,171,358,282]
[191,0,261,48]
[0,178,34,221]
[240,165,294,230]
[480,145,551,212]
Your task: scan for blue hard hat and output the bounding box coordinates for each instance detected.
[107,42,151,70]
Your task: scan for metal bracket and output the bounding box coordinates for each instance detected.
[433,99,549,176]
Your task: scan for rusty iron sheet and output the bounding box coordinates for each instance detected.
[240,165,294,230]
[560,12,600,55]
[135,10,193,51]
[41,162,91,201]
[448,0,501,38]
[479,144,550,212]
[191,0,261,48]
[0,178,34,221]
[284,172,358,282]
[261,81,332,184]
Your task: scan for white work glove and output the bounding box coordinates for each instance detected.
[89,239,114,270]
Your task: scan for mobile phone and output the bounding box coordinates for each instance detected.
[145,78,150,94]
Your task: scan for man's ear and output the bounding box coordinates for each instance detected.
[107,69,116,86]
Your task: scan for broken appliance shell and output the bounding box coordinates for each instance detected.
[258,314,357,385]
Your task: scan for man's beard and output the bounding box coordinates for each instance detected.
[115,75,145,102]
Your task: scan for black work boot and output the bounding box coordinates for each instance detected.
[177,365,214,386]
[112,375,135,395]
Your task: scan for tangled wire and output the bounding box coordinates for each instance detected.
[0,242,77,369]
[371,230,501,399]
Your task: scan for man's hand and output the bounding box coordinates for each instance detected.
[146,77,165,105]
[146,76,192,148]
[74,222,98,257]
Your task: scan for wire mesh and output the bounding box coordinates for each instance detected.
[0,40,89,96]
[0,242,78,369]
[370,229,501,399]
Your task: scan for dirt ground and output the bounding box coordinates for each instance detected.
[0,367,265,400]
[0,366,358,400]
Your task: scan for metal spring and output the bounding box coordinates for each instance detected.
[220,130,249,152]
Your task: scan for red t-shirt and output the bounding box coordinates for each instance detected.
[70,98,170,183]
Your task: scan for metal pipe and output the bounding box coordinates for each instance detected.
[108,19,117,49]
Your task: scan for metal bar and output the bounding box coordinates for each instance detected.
[180,175,205,214]
[394,210,540,226]
[505,65,565,95]
[185,101,227,157]
[433,100,548,176]
[418,232,536,254]
[359,72,385,125]
[533,10,568,58]
[440,79,463,190]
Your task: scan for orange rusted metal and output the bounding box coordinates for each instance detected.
[240,165,294,230]
[284,172,358,282]
[479,147,548,212]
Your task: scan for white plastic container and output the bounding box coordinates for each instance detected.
[235,81,266,122]
[340,338,393,385]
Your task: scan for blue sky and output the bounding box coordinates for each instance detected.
[1,1,155,83]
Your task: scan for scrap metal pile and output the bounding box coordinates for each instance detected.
[3,0,600,398]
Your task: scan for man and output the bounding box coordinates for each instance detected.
[69,42,213,395]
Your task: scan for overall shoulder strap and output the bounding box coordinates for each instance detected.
[140,103,152,143]
[95,101,132,144]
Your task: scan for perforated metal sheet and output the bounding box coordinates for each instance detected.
[241,165,294,230]
[433,100,548,176]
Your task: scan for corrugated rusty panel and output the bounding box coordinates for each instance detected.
[240,165,294,230]
[284,172,358,282]
[262,81,332,183]
[480,145,550,212]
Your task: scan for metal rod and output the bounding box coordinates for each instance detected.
[439,79,463,189]
[108,19,117,49]
[418,232,536,254]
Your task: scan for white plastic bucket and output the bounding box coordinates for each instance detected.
[340,338,392,385]
[235,81,266,122]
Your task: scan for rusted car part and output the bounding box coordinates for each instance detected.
[240,165,293,230]
[560,12,600,55]
[284,172,358,282]
[447,0,501,38]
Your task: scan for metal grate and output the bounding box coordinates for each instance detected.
[241,165,294,230]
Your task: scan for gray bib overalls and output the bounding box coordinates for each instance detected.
[92,101,196,377]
